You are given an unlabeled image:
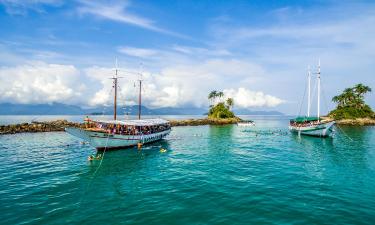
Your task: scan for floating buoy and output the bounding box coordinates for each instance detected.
[137,142,143,150]
[160,148,167,153]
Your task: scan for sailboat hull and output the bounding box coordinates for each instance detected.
[65,127,171,150]
[289,121,335,137]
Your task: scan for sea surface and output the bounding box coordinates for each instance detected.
[1,116,375,224]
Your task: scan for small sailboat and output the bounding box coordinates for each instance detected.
[65,64,171,150]
[289,61,335,137]
[237,120,255,127]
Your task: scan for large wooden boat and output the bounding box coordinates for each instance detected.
[289,61,335,138]
[65,63,171,150]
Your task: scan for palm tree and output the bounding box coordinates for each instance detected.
[217,91,224,102]
[332,95,344,107]
[343,88,356,106]
[208,90,217,105]
[226,98,234,110]
[354,83,372,99]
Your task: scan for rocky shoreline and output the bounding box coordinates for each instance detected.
[335,118,375,126]
[0,120,85,135]
[321,116,375,126]
[0,117,242,135]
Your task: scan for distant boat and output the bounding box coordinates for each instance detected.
[65,62,171,150]
[289,61,335,137]
[237,120,255,127]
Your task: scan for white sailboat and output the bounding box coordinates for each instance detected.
[65,64,171,150]
[289,61,335,137]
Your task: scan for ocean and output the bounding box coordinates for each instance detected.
[0,116,374,224]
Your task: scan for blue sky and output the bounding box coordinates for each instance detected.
[0,0,374,115]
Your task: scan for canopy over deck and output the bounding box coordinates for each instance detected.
[92,118,170,126]
[290,116,320,123]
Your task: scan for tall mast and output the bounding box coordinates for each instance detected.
[138,79,142,120]
[113,59,118,120]
[317,59,321,120]
[307,65,311,117]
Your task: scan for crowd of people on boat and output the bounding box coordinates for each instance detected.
[85,120,171,135]
[290,120,321,127]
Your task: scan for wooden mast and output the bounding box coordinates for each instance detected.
[138,79,142,120]
[114,75,117,120]
[113,59,119,120]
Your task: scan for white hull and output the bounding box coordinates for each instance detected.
[289,121,335,137]
[237,123,255,127]
[65,127,171,149]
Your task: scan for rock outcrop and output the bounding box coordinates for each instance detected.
[0,120,84,135]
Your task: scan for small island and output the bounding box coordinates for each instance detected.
[170,90,242,126]
[328,83,375,125]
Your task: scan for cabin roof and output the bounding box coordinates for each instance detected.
[93,118,170,126]
[290,116,320,123]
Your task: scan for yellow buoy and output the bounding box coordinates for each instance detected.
[160,148,167,153]
[137,142,143,150]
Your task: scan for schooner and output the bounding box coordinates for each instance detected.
[289,61,335,137]
[65,64,171,150]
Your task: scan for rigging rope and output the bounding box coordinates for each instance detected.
[297,77,308,116]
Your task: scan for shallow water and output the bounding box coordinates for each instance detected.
[1,116,375,224]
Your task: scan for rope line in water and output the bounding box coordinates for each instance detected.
[335,125,354,142]
[73,133,110,217]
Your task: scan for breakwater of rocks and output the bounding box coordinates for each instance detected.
[0,120,84,135]
[0,117,242,135]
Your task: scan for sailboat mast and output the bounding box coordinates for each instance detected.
[317,59,321,120]
[114,69,118,120]
[138,79,142,120]
[113,59,119,121]
[307,65,311,117]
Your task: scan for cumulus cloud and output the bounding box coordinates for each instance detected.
[0,61,85,104]
[0,59,285,110]
[224,88,284,108]
[85,58,282,109]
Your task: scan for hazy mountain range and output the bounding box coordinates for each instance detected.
[0,103,283,115]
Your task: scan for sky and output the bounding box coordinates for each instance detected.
[0,0,374,115]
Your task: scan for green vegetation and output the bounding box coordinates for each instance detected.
[207,90,236,119]
[329,83,374,120]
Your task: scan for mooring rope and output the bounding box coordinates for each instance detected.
[335,124,354,142]
[73,133,110,217]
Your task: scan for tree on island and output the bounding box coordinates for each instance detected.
[329,83,374,119]
[207,90,235,119]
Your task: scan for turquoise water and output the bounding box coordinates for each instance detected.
[1,117,375,224]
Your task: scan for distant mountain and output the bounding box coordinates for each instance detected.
[0,103,83,115]
[0,103,283,115]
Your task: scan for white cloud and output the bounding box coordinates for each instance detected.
[118,46,158,58]
[224,88,284,108]
[77,0,188,38]
[0,0,62,15]
[85,58,280,108]
[0,61,85,104]
[0,58,285,110]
